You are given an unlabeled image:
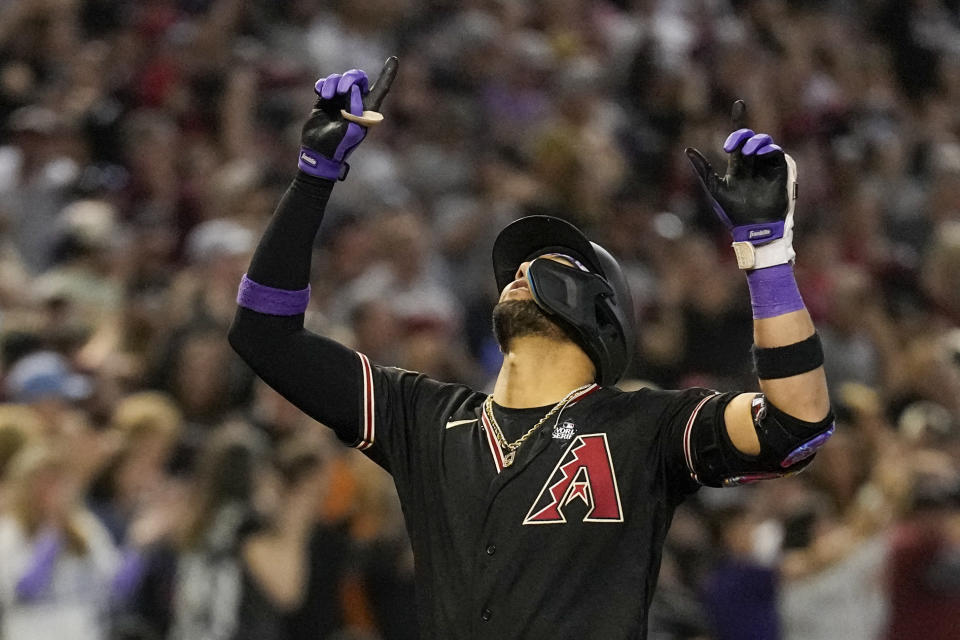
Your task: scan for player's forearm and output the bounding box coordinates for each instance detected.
[228,172,331,352]
[714,259,833,461]
[753,302,830,423]
[246,173,333,291]
[719,263,831,454]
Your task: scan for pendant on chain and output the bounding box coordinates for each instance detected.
[503,450,515,467]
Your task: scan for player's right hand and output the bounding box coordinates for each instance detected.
[298,56,398,181]
[684,100,798,270]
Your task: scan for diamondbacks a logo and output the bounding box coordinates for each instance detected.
[523,433,623,525]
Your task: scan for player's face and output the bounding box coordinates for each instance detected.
[493,254,579,350]
[497,254,578,303]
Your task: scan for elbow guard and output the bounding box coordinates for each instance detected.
[690,394,834,488]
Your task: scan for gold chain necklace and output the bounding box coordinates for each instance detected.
[483,384,592,467]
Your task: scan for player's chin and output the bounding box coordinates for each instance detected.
[493,299,541,316]
[492,299,565,347]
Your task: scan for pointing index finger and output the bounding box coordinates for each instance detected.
[731,100,747,130]
[365,56,399,111]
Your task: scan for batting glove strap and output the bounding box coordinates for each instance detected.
[298,147,349,181]
[732,236,795,270]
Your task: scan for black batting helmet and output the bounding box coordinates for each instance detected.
[492,215,636,386]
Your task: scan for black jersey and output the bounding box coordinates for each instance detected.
[337,355,732,640]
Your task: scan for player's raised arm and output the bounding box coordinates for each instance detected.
[682,101,833,487]
[227,58,398,439]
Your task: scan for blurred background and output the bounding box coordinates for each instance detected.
[0,0,958,639]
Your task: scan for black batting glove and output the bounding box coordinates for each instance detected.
[685,100,798,270]
[298,56,399,181]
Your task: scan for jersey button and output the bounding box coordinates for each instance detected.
[481,608,492,621]
[486,544,496,556]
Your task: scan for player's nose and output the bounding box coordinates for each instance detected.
[513,261,530,280]
[514,261,532,281]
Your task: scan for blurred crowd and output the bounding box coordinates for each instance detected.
[0,0,958,639]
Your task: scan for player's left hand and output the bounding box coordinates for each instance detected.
[298,56,399,181]
[685,100,798,270]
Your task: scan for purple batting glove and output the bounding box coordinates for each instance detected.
[298,58,398,181]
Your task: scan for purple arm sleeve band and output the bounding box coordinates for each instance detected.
[237,274,310,316]
[16,529,62,601]
[746,264,805,319]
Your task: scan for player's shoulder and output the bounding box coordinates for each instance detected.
[374,363,485,406]
[605,383,717,406]
[598,384,722,425]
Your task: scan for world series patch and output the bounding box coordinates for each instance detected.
[552,420,575,440]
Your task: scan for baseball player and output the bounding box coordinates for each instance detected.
[229,59,834,639]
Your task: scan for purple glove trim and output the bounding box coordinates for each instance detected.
[298,148,347,181]
[111,548,146,604]
[335,126,366,162]
[16,529,62,601]
[316,70,370,100]
[237,274,310,316]
[724,128,755,152]
[317,73,342,100]
[781,424,835,468]
[746,264,805,319]
[310,69,369,170]
[742,133,773,155]
[732,221,785,244]
[756,143,782,155]
[336,69,369,94]
[333,85,367,162]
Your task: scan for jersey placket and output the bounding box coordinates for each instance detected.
[470,409,568,637]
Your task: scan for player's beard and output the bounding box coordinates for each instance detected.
[492,300,568,352]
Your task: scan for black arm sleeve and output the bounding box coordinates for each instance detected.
[227,173,363,439]
[246,173,332,289]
